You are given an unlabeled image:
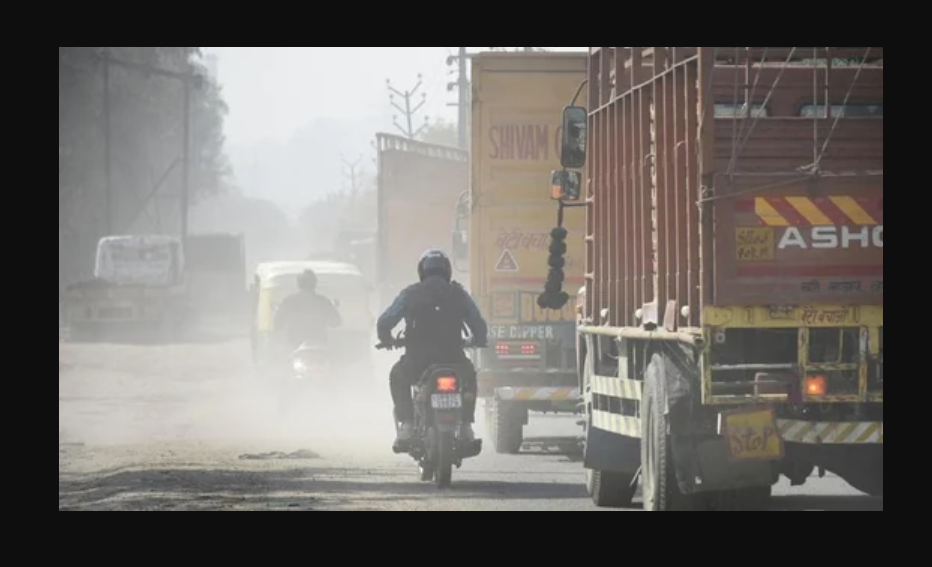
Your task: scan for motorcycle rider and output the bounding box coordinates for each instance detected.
[274,269,341,349]
[377,250,488,450]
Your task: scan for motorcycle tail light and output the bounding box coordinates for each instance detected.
[437,377,457,392]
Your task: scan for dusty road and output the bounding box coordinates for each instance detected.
[59,340,881,511]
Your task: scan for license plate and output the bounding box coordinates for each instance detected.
[721,408,784,461]
[431,393,462,409]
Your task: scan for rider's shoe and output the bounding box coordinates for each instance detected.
[393,422,414,451]
[459,424,475,441]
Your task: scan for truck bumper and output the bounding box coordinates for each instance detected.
[494,387,579,413]
[778,419,882,444]
[478,369,577,398]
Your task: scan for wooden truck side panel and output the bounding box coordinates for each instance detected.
[586,47,882,329]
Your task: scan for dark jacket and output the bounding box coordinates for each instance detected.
[274,290,341,346]
[377,276,487,359]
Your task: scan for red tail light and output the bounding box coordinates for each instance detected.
[437,377,457,392]
[495,342,540,356]
[520,343,538,355]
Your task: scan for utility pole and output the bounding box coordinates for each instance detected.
[342,154,363,217]
[387,75,428,139]
[102,50,113,236]
[447,48,547,150]
[97,50,202,238]
[447,47,470,150]
[342,155,362,193]
[180,80,192,238]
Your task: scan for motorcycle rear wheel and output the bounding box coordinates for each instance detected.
[435,431,454,489]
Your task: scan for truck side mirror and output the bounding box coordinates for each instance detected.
[551,170,582,201]
[560,106,587,169]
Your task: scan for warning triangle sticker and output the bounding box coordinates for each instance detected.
[495,249,519,272]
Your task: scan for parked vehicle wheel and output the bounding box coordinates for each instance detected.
[490,398,523,454]
[587,468,636,508]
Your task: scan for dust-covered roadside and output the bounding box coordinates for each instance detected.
[58,339,407,511]
[58,339,599,511]
[58,339,877,511]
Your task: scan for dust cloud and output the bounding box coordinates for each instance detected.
[58,339,397,459]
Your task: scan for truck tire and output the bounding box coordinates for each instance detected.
[704,486,772,511]
[844,467,882,497]
[491,398,523,454]
[739,486,773,510]
[641,353,695,511]
[587,468,636,508]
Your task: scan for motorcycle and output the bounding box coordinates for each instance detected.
[376,333,483,488]
[278,341,330,415]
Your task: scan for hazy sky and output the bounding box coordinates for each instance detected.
[200,47,584,213]
[206,47,584,146]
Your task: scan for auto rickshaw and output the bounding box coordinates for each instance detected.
[251,261,374,372]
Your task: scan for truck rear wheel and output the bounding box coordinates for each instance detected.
[586,469,636,508]
[739,486,772,510]
[704,486,772,510]
[641,353,695,511]
[843,464,882,496]
[490,398,523,454]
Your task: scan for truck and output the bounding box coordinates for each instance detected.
[375,133,469,310]
[65,233,246,342]
[549,47,882,510]
[183,233,248,335]
[468,52,588,454]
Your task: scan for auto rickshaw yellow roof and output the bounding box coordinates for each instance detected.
[255,261,362,287]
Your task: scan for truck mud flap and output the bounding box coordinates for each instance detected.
[585,420,640,475]
[678,437,774,493]
[660,350,774,494]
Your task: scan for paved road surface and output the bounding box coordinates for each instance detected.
[58,340,881,511]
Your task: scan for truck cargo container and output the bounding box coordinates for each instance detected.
[551,47,882,509]
[376,133,468,309]
[469,52,588,453]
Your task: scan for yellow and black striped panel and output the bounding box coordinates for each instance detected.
[755,196,881,227]
[591,410,641,438]
[591,375,641,401]
[778,420,882,444]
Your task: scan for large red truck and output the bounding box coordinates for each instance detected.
[551,47,882,510]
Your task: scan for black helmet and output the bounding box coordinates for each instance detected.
[418,249,452,282]
[296,269,317,291]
